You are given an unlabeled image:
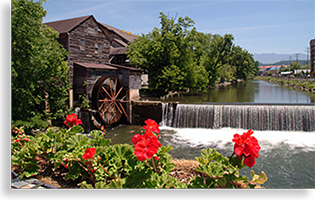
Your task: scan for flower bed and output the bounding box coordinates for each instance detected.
[11,115,267,189]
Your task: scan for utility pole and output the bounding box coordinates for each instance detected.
[305,47,310,77]
[305,47,310,66]
[295,53,299,63]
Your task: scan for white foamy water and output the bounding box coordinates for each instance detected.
[107,124,315,188]
[161,103,315,131]
[160,126,315,151]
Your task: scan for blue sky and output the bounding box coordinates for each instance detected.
[42,0,314,55]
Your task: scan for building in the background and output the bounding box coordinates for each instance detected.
[258,65,290,76]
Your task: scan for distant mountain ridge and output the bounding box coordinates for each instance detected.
[253,53,307,64]
[258,60,308,67]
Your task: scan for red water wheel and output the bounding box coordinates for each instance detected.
[92,76,130,125]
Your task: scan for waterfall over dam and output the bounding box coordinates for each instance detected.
[160,103,315,131]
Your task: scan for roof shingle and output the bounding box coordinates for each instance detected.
[74,62,117,70]
[98,22,139,44]
[44,15,92,34]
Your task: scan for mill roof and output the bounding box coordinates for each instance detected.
[98,22,139,44]
[44,15,93,34]
[74,62,142,72]
[44,15,139,57]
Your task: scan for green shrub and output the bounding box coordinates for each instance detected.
[12,115,50,135]
[306,82,315,90]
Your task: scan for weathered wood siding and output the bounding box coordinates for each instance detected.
[73,65,87,95]
[68,17,110,86]
[118,68,129,87]
[73,64,117,101]
[129,73,142,89]
[85,69,117,99]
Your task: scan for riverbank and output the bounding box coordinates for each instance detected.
[255,76,315,93]
[213,79,244,88]
[158,79,244,100]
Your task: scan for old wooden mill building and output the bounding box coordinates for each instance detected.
[45,15,142,129]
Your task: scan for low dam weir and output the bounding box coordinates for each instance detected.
[161,103,315,131]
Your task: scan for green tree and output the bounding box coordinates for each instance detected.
[289,62,301,71]
[230,45,258,81]
[12,0,70,129]
[127,12,208,96]
[197,33,234,85]
[208,34,234,71]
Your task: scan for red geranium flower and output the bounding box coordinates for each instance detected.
[64,113,83,128]
[132,119,162,161]
[143,119,160,134]
[132,133,142,145]
[132,131,161,161]
[82,147,96,160]
[232,129,261,168]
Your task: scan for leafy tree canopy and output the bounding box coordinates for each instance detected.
[12,0,70,129]
[127,12,258,96]
[127,12,208,96]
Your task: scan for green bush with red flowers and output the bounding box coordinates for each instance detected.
[11,114,267,189]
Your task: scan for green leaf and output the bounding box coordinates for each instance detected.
[189,177,207,188]
[68,125,84,134]
[22,161,39,178]
[108,179,126,188]
[97,138,111,146]
[143,172,185,189]
[95,181,109,189]
[45,128,55,137]
[11,155,19,162]
[88,130,103,139]
[255,171,268,184]
[79,181,94,189]
[217,177,227,187]
[195,156,209,165]
[111,144,133,160]
[67,134,91,150]
[251,170,255,180]
[22,170,38,179]
[193,148,250,188]
[230,157,242,167]
[65,162,82,180]
[158,145,173,155]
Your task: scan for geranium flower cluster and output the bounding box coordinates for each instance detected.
[82,147,97,173]
[232,129,261,168]
[132,119,162,161]
[12,126,31,145]
[12,126,24,135]
[64,113,82,128]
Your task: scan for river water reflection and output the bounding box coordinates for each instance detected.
[143,80,315,104]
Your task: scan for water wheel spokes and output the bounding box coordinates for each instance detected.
[93,76,131,125]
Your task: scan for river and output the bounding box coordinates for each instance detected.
[105,80,315,189]
[142,79,315,104]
